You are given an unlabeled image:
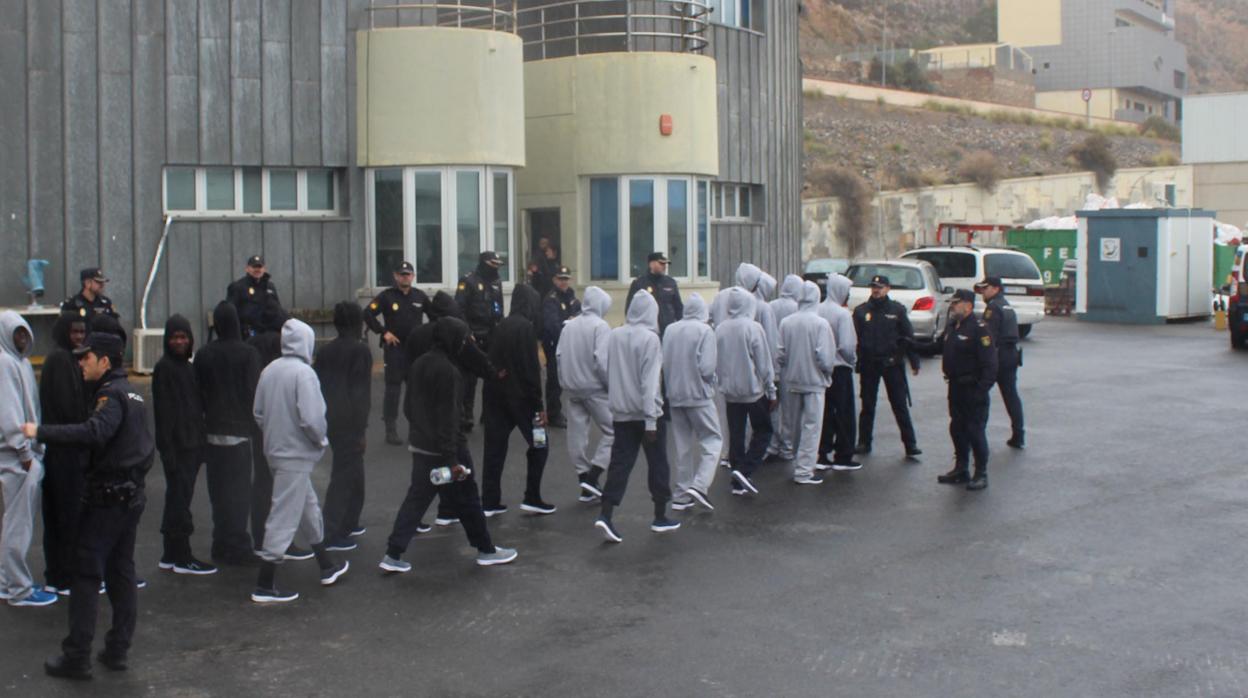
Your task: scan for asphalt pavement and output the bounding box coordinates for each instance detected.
[2,317,1247,697]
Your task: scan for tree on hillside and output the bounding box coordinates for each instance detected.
[1069,134,1118,192]
[809,167,873,259]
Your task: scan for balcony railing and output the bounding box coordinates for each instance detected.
[364,2,518,33]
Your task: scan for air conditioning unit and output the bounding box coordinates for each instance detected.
[132,329,165,375]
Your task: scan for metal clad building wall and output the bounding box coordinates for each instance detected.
[705,3,802,285]
[0,0,363,343]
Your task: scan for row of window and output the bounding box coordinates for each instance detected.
[164,167,341,217]
[589,176,710,282]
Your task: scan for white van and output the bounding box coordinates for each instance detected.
[900,246,1045,336]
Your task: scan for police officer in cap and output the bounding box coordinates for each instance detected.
[853,274,922,458]
[455,251,506,432]
[626,251,682,337]
[366,261,431,445]
[227,255,285,339]
[24,332,154,679]
[61,268,119,320]
[976,276,1025,449]
[541,266,580,429]
[937,290,998,491]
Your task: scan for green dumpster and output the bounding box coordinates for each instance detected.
[1214,243,1238,285]
[1006,229,1077,287]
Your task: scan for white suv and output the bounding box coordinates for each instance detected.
[901,246,1045,337]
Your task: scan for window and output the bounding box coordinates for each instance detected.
[847,264,925,291]
[366,166,513,289]
[162,166,341,217]
[909,251,977,279]
[709,0,759,30]
[588,175,710,282]
[983,253,1042,281]
[712,183,759,223]
[1174,70,1186,90]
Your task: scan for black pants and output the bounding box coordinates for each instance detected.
[386,449,493,557]
[602,420,670,507]
[997,346,1025,441]
[819,367,857,464]
[64,499,144,662]
[205,442,254,560]
[858,362,918,449]
[322,433,366,542]
[250,438,272,551]
[159,447,202,563]
[544,344,563,420]
[41,446,85,590]
[461,373,479,431]
[382,344,406,427]
[726,398,772,477]
[948,383,990,474]
[481,389,548,508]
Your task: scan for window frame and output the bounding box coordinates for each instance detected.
[711,182,757,223]
[162,166,341,218]
[587,174,711,284]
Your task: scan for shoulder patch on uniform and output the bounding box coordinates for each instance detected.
[457,282,466,291]
[984,309,992,319]
[865,312,872,322]
[369,302,378,310]
[391,302,399,312]
[477,283,484,291]
[94,395,109,411]
[248,287,255,296]
[981,335,992,347]
[79,308,87,317]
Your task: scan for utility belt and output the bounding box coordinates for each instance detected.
[85,481,142,508]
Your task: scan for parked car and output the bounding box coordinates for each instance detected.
[1223,245,1248,349]
[803,258,851,300]
[900,246,1045,337]
[844,259,953,353]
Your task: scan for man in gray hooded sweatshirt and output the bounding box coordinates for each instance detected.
[715,286,776,496]
[817,274,861,470]
[250,319,348,603]
[556,286,614,502]
[662,293,721,511]
[771,274,804,327]
[777,282,838,484]
[594,290,679,543]
[0,311,52,607]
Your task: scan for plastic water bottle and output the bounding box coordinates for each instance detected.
[430,466,469,486]
[532,413,547,449]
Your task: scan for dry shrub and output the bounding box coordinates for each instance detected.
[957,150,1003,192]
[1069,133,1118,192]
[809,167,873,259]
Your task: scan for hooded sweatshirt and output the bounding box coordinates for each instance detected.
[405,290,494,380]
[817,273,858,369]
[662,293,717,407]
[152,314,204,454]
[252,319,328,471]
[407,318,470,465]
[195,302,262,438]
[487,284,544,413]
[40,312,88,427]
[556,286,612,398]
[712,263,781,366]
[714,287,775,404]
[608,290,664,429]
[770,274,804,327]
[0,311,42,467]
[777,282,837,394]
[314,302,373,439]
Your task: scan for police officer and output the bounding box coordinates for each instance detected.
[61,268,119,320]
[937,290,998,491]
[227,255,286,339]
[24,332,153,679]
[366,261,431,445]
[541,266,579,429]
[626,252,682,338]
[976,276,1025,449]
[455,251,506,432]
[853,275,922,458]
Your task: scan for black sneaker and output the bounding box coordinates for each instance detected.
[937,469,970,485]
[731,484,748,497]
[251,587,299,604]
[44,654,92,681]
[831,460,863,471]
[96,651,127,671]
[172,559,218,576]
[905,446,923,459]
[483,505,508,518]
[434,516,460,527]
[520,499,557,515]
[578,474,604,501]
[283,547,314,561]
[349,527,367,537]
[158,558,176,571]
[324,539,357,552]
[416,521,432,534]
[1007,437,1025,450]
[320,560,350,586]
[967,473,988,491]
[854,443,872,455]
[594,517,623,543]
[731,469,759,495]
[650,517,681,533]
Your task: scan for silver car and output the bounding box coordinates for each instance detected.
[844,260,954,351]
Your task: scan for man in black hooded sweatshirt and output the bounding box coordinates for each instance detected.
[314,302,373,549]
[455,251,505,433]
[195,302,262,565]
[39,311,89,595]
[481,284,553,517]
[153,315,214,575]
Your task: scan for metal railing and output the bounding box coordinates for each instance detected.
[517,1,712,58]
[364,2,518,33]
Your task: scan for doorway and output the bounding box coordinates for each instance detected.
[525,208,562,292]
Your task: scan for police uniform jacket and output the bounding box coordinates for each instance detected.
[542,287,581,351]
[455,265,504,346]
[227,273,284,337]
[941,315,998,394]
[853,295,920,370]
[61,292,118,320]
[982,294,1020,356]
[626,272,682,336]
[365,286,430,348]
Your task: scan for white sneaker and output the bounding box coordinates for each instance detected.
[476,547,518,566]
[671,498,696,511]
[793,475,825,485]
[379,556,411,574]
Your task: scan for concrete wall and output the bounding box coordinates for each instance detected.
[803,166,1193,261]
[1183,93,1248,165]
[1193,163,1248,228]
[999,0,1064,47]
[356,27,525,168]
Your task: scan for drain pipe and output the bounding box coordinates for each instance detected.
[140,215,174,330]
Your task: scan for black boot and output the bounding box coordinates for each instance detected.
[937,467,970,485]
[45,654,92,680]
[96,650,127,671]
[385,422,403,446]
[967,470,988,491]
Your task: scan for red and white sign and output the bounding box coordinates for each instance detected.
[1081,88,1093,103]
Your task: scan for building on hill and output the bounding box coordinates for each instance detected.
[1183,93,1248,227]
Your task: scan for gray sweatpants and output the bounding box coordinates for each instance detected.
[0,459,42,599]
[565,393,614,476]
[258,467,324,564]
[670,404,723,496]
[782,390,825,480]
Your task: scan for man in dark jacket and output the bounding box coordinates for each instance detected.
[482,285,552,517]
[153,315,214,575]
[853,275,922,459]
[454,251,505,432]
[314,302,373,550]
[365,261,430,445]
[38,312,89,595]
[28,332,153,679]
[195,302,262,565]
[379,317,516,573]
[226,255,285,339]
[626,252,683,338]
[938,290,998,491]
[541,266,580,429]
